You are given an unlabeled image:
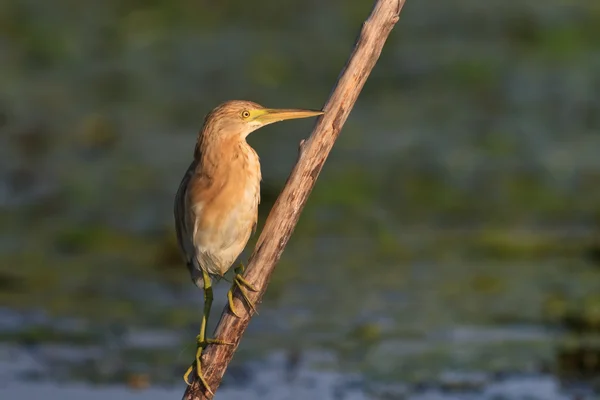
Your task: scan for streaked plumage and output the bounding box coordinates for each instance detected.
[175,101,262,284]
[174,100,323,393]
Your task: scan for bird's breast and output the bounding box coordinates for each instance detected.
[189,145,261,275]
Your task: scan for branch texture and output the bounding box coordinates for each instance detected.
[183,0,405,398]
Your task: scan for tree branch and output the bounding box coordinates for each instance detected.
[183,0,406,398]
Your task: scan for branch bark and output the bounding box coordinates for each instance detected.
[183,0,405,398]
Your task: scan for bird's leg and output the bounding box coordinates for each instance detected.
[184,270,233,393]
[227,263,259,317]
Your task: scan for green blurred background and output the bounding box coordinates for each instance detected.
[1,0,600,399]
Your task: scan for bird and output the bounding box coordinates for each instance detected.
[174,100,323,393]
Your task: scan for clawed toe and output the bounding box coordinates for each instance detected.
[227,278,258,317]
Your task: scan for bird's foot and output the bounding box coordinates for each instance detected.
[183,336,233,393]
[227,263,259,318]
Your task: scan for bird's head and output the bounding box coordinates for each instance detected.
[201,100,324,141]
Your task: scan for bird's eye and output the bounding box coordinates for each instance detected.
[241,110,250,119]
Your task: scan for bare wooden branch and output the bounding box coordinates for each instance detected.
[183,0,405,398]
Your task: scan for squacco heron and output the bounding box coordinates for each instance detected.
[174,100,323,392]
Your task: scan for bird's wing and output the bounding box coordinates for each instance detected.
[174,159,198,270]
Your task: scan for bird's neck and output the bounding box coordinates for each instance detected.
[195,136,257,178]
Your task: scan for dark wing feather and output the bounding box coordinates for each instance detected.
[174,159,198,274]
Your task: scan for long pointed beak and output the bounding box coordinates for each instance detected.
[255,108,324,125]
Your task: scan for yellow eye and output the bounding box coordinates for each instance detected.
[241,110,250,119]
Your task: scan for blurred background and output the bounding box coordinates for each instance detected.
[1,0,600,399]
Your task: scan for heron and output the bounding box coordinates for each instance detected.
[174,100,323,393]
